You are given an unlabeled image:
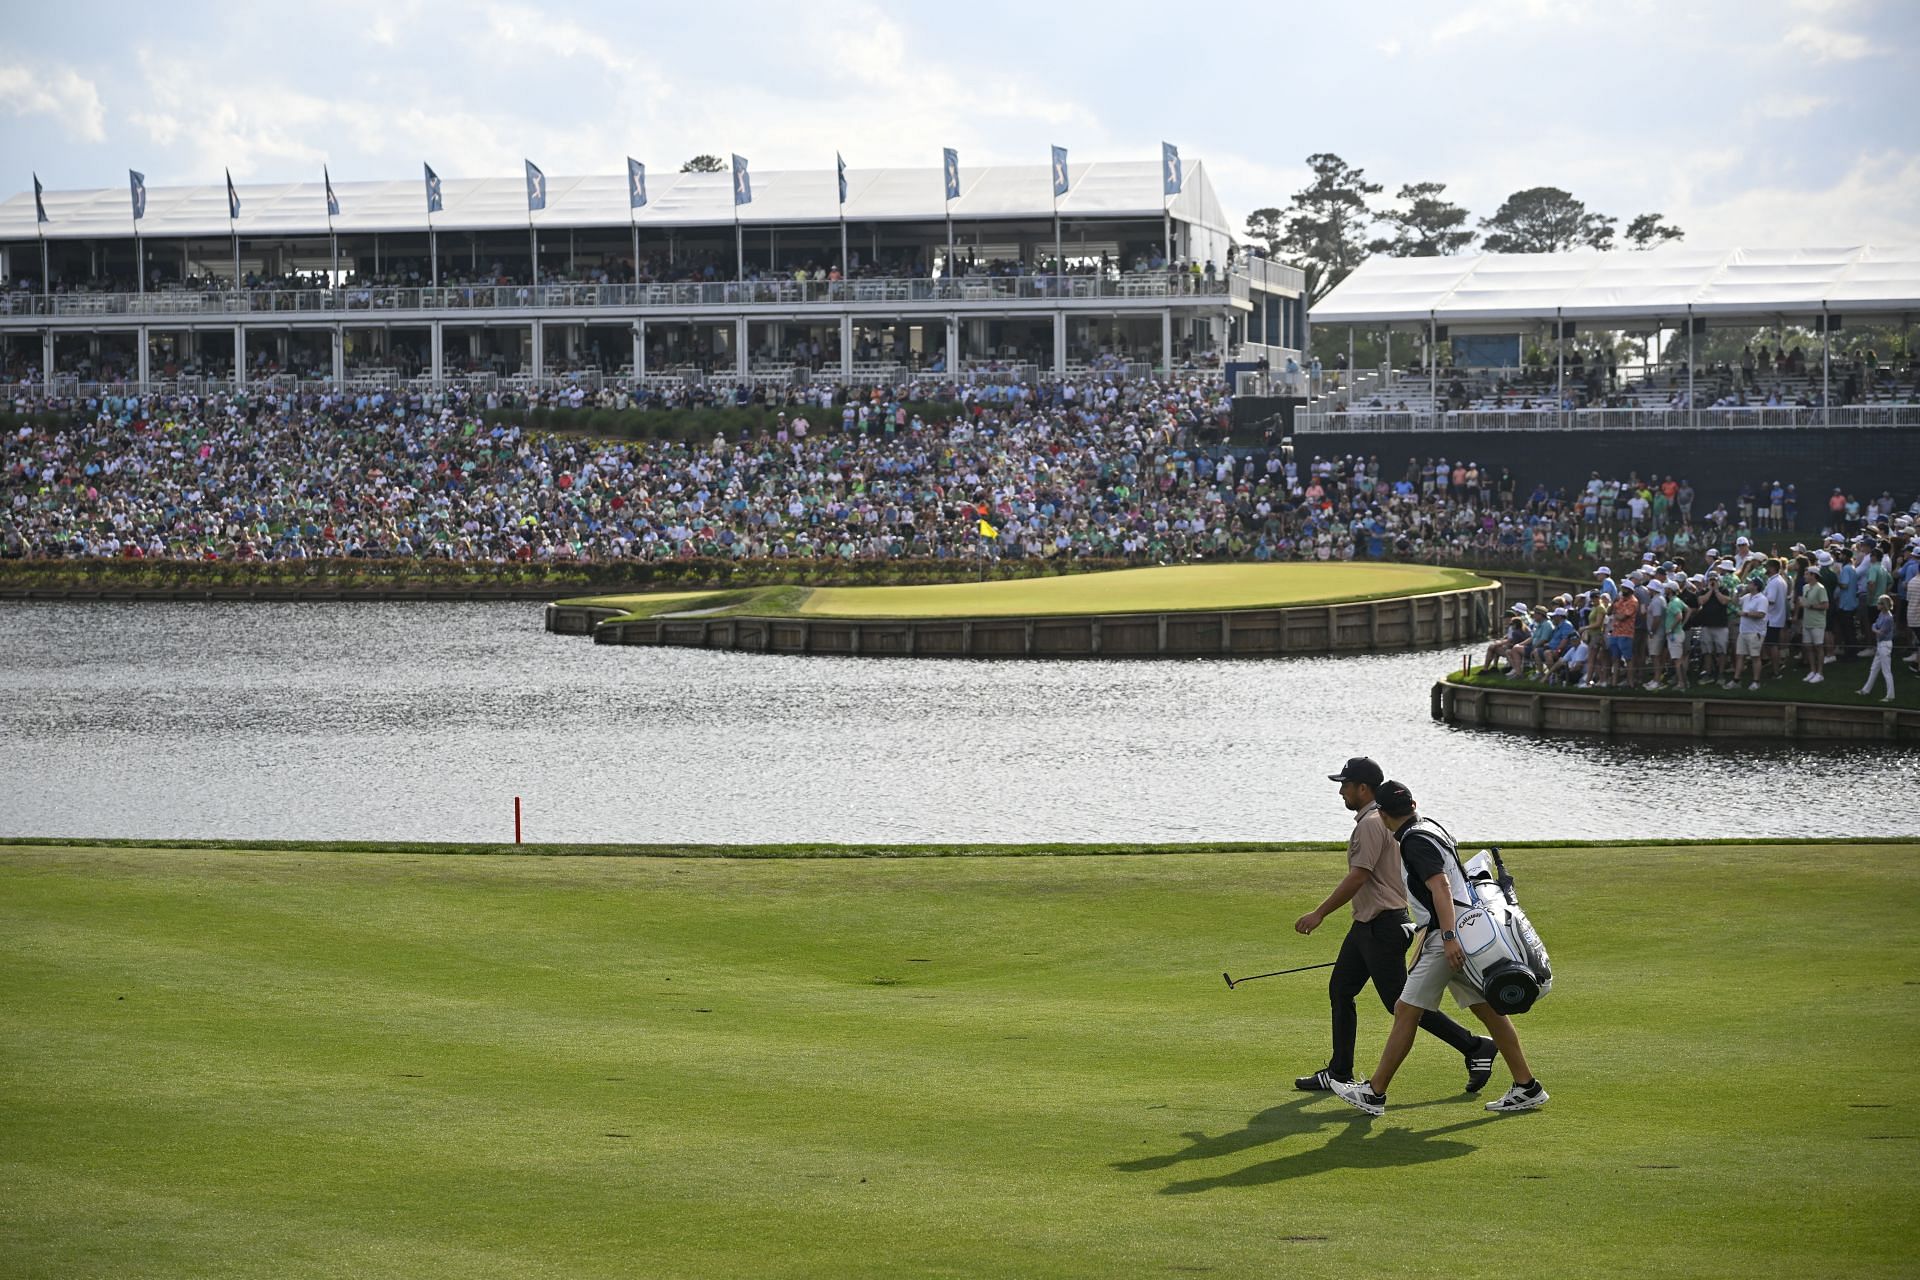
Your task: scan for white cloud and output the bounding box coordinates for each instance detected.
[1377,38,1404,58]
[1754,92,1830,119]
[1782,24,1872,60]
[0,60,106,143]
[1668,150,1920,244]
[1431,7,1494,42]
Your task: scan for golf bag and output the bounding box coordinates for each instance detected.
[1454,847,1554,1015]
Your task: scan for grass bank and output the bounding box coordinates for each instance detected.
[1448,662,1920,711]
[2,842,1913,1278]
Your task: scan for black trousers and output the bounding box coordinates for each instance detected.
[1327,912,1477,1079]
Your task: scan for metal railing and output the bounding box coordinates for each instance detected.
[0,271,1239,322]
[1296,405,1920,432]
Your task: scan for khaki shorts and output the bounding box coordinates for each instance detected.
[1737,630,1764,657]
[1803,622,1826,646]
[1401,931,1485,1012]
[1700,627,1730,655]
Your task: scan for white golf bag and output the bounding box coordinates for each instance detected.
[1453,847,1554,1015]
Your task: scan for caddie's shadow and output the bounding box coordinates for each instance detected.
[1113,1095,1497,1194]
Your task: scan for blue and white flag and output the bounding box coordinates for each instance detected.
[1162,142,1182,196]
[129,169,147,221]
[1051,145,1069,199]
[942,147,960,201]
[836,152,847,206]
[525,159,546,212]
[324,166,340,217]
[33,172,47,224]
[732,154,751,206]
[423,163,443,214]
[226,169,240,220]
[627,157,647,210]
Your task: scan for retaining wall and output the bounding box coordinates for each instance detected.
[547,582,1505,659]
[1432,679,1920,743]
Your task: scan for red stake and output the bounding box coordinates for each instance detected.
[514,795,522,845]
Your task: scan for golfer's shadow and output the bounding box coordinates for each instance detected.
[1112,1095,1497,1194]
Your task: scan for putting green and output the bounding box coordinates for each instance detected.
[571,563,1487,624]
[799,563,1482,619]
[2,843,1912,1278]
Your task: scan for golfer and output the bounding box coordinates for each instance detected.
[1292,758,1495,1094]
[1331,780,1548,1116]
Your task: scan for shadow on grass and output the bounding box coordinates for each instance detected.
[1113,1094,1499,1194]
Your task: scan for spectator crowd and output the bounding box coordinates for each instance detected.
[6,377,1918,697]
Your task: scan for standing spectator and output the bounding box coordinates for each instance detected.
[1605,585,1639,687]
[1799,565,1829,684]
[1857,596,1897,701]
[1763,558,1792,679]
[1733,578,1769,689]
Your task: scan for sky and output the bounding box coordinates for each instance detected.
[2,0,1916,247]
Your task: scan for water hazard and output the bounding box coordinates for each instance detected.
[0,601,1904,843]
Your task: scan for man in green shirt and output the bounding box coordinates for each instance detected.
[1799,565,1830,684]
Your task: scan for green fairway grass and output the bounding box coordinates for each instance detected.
[571,562,1486,624]
[3,844,1914,1278]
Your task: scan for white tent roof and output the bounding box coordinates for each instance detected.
[0,160,1230,240]
[1313,245,1920,324]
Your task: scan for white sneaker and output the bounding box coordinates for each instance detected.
[1486,1080,1549,1112]
[1801,672,1814,682]
[1330,1077,1386,1117]
[1807,673,1823,684]
[1749,682,1761,690]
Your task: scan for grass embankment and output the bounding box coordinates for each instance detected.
[3,843,1914,1278]
[1449,661,1920,711]
[574,562,1488,624]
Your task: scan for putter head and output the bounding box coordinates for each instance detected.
[1222,971,1236,989]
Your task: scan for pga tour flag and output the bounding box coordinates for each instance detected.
[33,173,47,223]
[1051,145,1069,198]
[731,154,751,206]
[324,166,340,217]
[423,163,443,214]
[942,148,960,201]
[627,157,647,209]
[524,160,546,212]
[1162,142,1182,196]
[226,169,240,220]
[836,152,847,205]
[129,169,147,221]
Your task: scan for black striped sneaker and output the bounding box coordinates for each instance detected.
[1293,1068,1349,1092]
[1465,1037,1497,1092]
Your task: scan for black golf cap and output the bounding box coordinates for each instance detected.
[1375,780,1416,818]
[1328,757,1385,788]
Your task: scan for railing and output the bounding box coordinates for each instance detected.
[1240,257,1308,295]
[0,272,1238,322]
[1296,405,1920,432]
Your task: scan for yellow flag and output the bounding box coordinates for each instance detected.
[977,519,999,539]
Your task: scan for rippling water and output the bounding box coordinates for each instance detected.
[0,601,1904,842]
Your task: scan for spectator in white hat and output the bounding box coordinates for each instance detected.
[1799,565,1830,684]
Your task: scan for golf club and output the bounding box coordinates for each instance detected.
[1222,962,1336,989]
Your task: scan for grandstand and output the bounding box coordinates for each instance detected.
[1306,245,1920,430]
[0,160,1305,395]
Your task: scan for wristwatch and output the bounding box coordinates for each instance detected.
[1441,929,1457,940]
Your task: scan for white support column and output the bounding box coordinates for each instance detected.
[234,325,246,388]
[531,322,543,383]
[633,320,645,380]
[947,316,959,374]
[42,328,54,385]
[430,322,444,385]
[839,314,853,382]
[735,316,748,377]
[332,326,344,386]
[1053,311,1067,376]
[136,326,150,387]
[1161,309,1173,376]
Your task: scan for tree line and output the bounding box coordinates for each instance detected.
[1246,153,1685,302]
